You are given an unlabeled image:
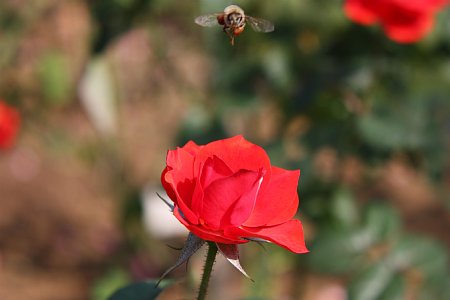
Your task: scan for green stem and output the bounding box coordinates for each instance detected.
[197,242,218,300]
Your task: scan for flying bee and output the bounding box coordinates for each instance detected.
[195,5,274,45]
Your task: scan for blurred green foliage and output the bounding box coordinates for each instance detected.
[1,0,449,299]
[38,52,71,106]
[92,269,131,300]
[90,0,151,52]
[309,190,450,300]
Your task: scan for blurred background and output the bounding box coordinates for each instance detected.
[1,0,449,299]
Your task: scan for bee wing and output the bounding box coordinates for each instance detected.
[195,14,220,27]
[246,16,274,33]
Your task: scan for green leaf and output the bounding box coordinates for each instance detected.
[419,276,450,300]
[308,229,373,274]
[378,275,405,300]
[91,269,130,300]
[330,188,359,228]
[38,52,71,106]
[357,99,429,150]
[107,280,171,300]
[348,261,395,300]
[363,203,401,242]
[388,235,448,278]
[309,203,401,275]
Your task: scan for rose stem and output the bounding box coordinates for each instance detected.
[197,242,218,300]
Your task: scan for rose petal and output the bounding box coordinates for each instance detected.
[382,13,433,43]
[344,0,379,25]
[165,143,198,180]
[174,207,246,244]
[244,167,300,227]
[194,136,273,203]
[182,140,202,155]
[201,169,264,230]
[386,0,448,12]
[190,155,234,214]
[194,135,272,176]
[200,155,234,187]
[344,0,448,43]
[163,143,201,224]
[163,172,198,224]
[227,220,309,254]
[161,167,177,205]
[0,102,20,149]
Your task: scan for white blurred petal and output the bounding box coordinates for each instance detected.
[142,186,188,239]
[78,57,117,136]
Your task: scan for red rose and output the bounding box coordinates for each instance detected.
[344,0,449,43]
[0,101,20,149]
[161,135,307,254]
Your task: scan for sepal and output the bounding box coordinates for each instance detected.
[156,233,205,286]
[216,243,253,281]
[156,192,174,212]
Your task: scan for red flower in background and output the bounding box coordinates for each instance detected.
[0,101,20,149]
[161,135,308,254]
[344,0,449,43]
